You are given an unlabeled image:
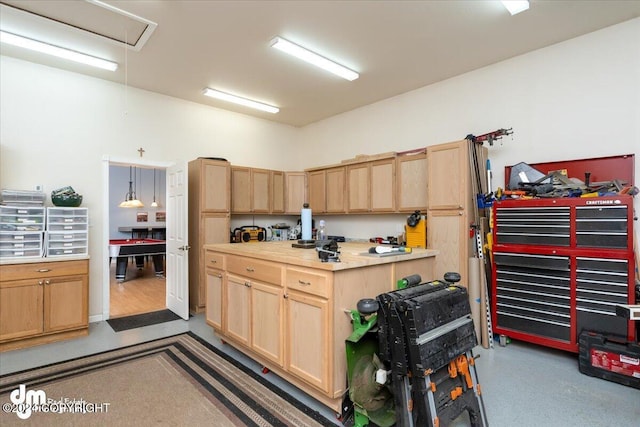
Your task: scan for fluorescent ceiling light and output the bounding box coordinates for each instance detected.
[0,30,118,71]
[203,88,279,114]
[501,1,530,16]
[270,36,359,81]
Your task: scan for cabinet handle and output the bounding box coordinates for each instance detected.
[246,267,255,272]
[210,260,217,264]
[216,273,222,278]
[45,280,51,285]
[244,282,251,287]
[38,280,44,286]
[283,293,288,299]
[37,268,51,273]
[298,280,311,286]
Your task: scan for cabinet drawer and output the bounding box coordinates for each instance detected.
[227,255,282,285]
[285,267,331,298]
[204,251,225,270]
[0,260,88,283]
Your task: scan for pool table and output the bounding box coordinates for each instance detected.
[109,238,165,282]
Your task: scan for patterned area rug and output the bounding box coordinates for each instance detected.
[0,333,335,426]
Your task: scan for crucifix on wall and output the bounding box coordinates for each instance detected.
[137,147,145,157]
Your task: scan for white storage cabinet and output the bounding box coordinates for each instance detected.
[46,207,89,257]
[0,206,45,259]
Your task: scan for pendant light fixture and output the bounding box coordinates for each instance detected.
[151,168,159,207]
[119,166,144,208]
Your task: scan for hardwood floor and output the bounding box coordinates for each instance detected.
[109,258,166,318]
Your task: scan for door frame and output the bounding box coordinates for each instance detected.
[101,156,174,320]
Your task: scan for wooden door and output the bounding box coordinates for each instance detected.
[44,276,88,332]
[252,168,271,213]
[427,210,469,286]
[251,281,284,366]
[307,170,326,213]
[427,140,468,210]
[370,159,395,212]
[0,280,43,340]
[231,167,252,213]
[271,170,285,213]
[325,167,346,213]
[202,160,230,212]
[285,290,330,393]
[205,268,224,331]
[397,152,428,212]
[347,163,369,212]
[285,172,306,214]
[225,273,251,347]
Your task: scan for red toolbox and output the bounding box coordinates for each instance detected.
[578,330,640,389]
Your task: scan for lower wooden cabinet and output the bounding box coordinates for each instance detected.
[0,258,89,351]
[205,265,224,332]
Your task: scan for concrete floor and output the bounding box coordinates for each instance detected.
[1,314,638,426]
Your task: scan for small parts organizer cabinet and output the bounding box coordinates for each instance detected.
[0,206,45,259]
[46,207,89,257]
[491,196,635,353]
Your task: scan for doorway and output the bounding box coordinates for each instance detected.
[102,158,171,320]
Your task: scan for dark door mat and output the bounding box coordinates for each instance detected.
[107,309,183,332]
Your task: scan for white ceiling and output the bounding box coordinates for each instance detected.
[1,1,639,127]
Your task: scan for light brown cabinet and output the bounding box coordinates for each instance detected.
[231,166,271,213]
[285,172,306,214]
[271,170,285,213]
[427,139,486,286]
[225,255,284,367]
[188,158,231,313]
[347,158,395,213]
[0,259,89,351]
[396,150,428,212]
[307,167,346,213]
[205,251,225,331]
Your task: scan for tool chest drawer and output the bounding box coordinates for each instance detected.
[494,206,570,246]
[575,205,628,249]
[494,252,571,342]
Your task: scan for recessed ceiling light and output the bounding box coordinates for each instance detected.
[202,88,279,114]
[0,30,118,71]
[501,1,530,16]
[270,36,359,81]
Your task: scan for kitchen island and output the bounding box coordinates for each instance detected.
[202,240,438,414]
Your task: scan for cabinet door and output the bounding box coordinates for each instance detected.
[427,210,469,286]
[252,168,271,213]
[307,170,326,213]
[427,140,468,210]
[397,152,428,212]
[205,268,224,331]
[285,172,306,214]
[251,281,284,366]
[347,163,369,212]
[225,273,251,346]
[271,170,285,214]
[325,167,346,213]
[202,160,231,212]
[0,280,44,340]
[45,276,88,332]
[285,290,330,393]
[370,159,395,212]
[231,167,252,213]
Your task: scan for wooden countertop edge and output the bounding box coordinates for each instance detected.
[0,255,90,265]
[203,242,438,271]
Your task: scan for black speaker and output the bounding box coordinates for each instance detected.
[407,210,421,228]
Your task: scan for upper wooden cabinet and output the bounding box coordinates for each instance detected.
[190,158,230,212]
[307,167,345,214]
[271,170,285,214]
[285,172,306,214]
[427,141,469,210]
[231,166,271,214]
[396,151,428,212]
[347,158,395,213]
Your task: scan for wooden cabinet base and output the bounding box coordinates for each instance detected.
[0,327,88,352]
[215,333,344,413]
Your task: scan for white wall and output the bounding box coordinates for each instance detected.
[298,18,640,240]
[1,18,638,320]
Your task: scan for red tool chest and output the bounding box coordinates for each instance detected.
[491,196,635,353]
